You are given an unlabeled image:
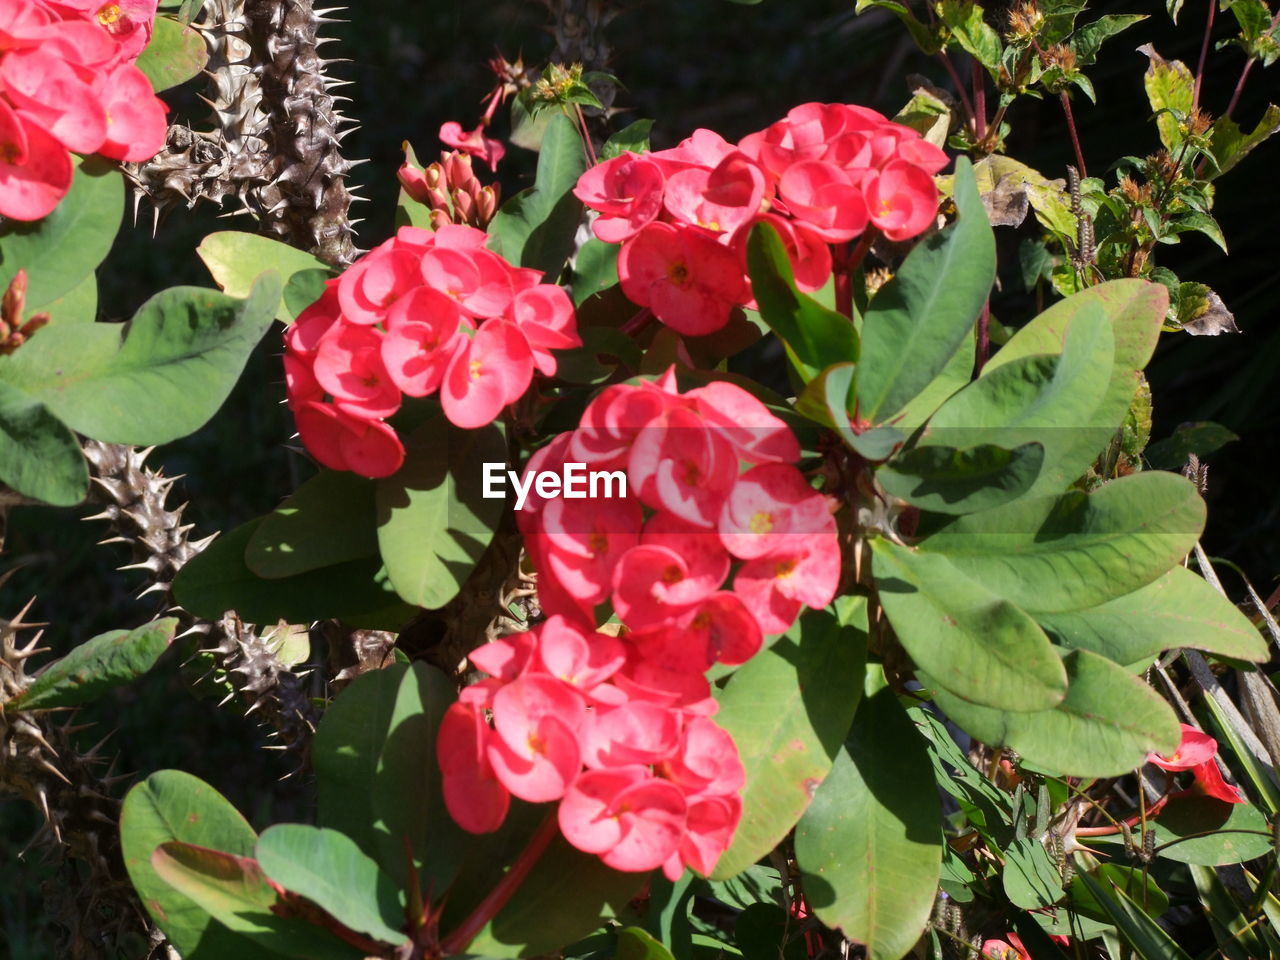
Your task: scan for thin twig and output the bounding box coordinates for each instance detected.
[1192,0,1216,109]
[1059,91,1087,179]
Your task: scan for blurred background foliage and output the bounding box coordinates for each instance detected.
[2,0,1277,954]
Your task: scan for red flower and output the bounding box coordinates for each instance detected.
[617,222,747,336]
[439,120,505,172]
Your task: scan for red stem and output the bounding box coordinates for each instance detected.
[439,812,559,956]
[971,59,987,141]
[1223,57,1256,121]
[1075,793,1170,837]
[1192,0,1216,109]
[834,233,874,320]
[1059,91,1087,179]
[574,104,598,166]
[936,52,978,129]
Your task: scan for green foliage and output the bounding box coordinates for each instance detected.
[0,274,283,446]
[488,113,588,278]
[198,232,332,324]
[135,16,210,93]
[0,378,88,505]
[8,618,175,710]
[246,470,380,579]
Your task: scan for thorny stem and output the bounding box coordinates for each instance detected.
[1059,91,1087,179]
[439,811,559,955]
[1192,0,1216,109]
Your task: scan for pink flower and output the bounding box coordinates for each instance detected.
[719,463,833,560]
[1147,723,1219,771]
[439,120,505,172]
[661,717,745,798]
[981,940,1028,960]
[420,244,514,319]
[487,675,585,803]
[776,160,869,243]
[734,533,841,634]
[440,319,534,429]
[0,96,73,220]
[558,767,687,872]
[0,46,107,154]
[866,159,939,241]
[628,406,739,527]
[312,323,402,420]
[95,63,166,162]
[294,401,405,478]
[662,152,766,237]
[672,794,741,878]
[438,701,510,834]
[337,243,422,324]
[541,495,644,605]
[570,379,682,469]
[688,379,801,465]
[618,222,748,336]
[1191,758,1245,804]
[574,151,666,243]
[381,286,464,397]
[582,701,681,769]
[535,616,627,693]
[511,284,581,376]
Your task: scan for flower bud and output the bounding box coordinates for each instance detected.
[397,163,431,204]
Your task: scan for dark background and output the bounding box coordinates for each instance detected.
[2,0,1277,954]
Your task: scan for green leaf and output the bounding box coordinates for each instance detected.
[0,156,122,306]
[151,842,364,960]
[857,156,995,423]
[923,647,1181,776]
[616,926,676,960]
[911,706,1012,840]
[121,770,282,959]
[745,224,858,381]
[1153,795,1274,865]
[198,232,332,324]
[0,379,87,506]
[797,364,903,460]
[983,279,1167,495]
[1070,863,1168,923]
[1037,566,1268,665]
[0,275,282,446]
[375,415,506,609]
[710,606,867,879]
[488,112,587,278]
[853,0,942,52]
[601,119,655,160]
[172,517,411,628]
[1145,421,1238,469]
[9,618,175,711]
[795,682,942,960]
[246,470,380,578]
[1207,105,1280,179]
[879,442,1045,514]
[919,303,1115,492]
[313,665,408,861]
[938,0,1003,72]
[891,330,974,434]
[255,825,408,946]
[1226,0,1272,40]
[573,237,620,305]
[916,471,1205,614]
[1077,869,1194,960]
[734,904,806,960]
[1002,837,1063,909]
[1139,44,1194,151]
[28,270,97,325]
[134,15,209,92]
[1168,211,1228,252]
[872,539,1068,711]
[1071,14,1147,64]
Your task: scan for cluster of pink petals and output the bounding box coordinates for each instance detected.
[437,370,839,877]
[1147,722,1244,804]
[285,224,581,477]
[1,0,167,220]
[439,614,745,879]
[574,102,947,336]
[982,932,1068,960]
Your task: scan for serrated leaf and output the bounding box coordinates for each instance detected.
[134,15,209,92]
[1038,565,1267,665]
[0,274,282,446]
[795,681,942,960]
[872,539,1068,712]
[255,825,408,946]
[1139,44,1194,151]
[711,607,867,879]
[198,232,331,324]
[857,156,995,423]
[488,113,587,278]
[924,648,1180,776]
[917,471,1204,614]
[938,0,1003,71]
[1169,211,1228,252]
[0,378,87,506]
[0,156,122,306]
[1071,14,1147,64]
[10,618,175,710]
[374,415,506,609]
[1207,104,1280,179]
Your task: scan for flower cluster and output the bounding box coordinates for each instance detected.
[1147,722,1244,804]
[573,102,947,337]
[397,147,501,230]
[284,224,581,477]
[1,0,167,220]
[439,370,840,878]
